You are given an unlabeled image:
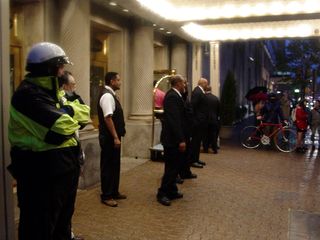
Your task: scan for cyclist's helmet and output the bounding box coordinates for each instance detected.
[26,42,72,75]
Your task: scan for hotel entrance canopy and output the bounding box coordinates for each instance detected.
[99,0,320,41]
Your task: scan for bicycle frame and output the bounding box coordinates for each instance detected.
[256,122,285,139]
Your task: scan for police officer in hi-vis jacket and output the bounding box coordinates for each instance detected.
[8,42,90,240]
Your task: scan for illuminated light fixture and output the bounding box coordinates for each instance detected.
[181,20,317,41]
[166,31,171,34]
[13,13,18,37]
[153,23,157,27]
[269,2,285,15]
[123,9,129,12]
[109,2,117,6]
[239,4,251,17]
[135,0,320,21]
[103,39,108,55]
[294,89,300,93]
[159,27,165,31]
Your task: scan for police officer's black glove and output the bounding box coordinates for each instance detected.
[61,105,74,117]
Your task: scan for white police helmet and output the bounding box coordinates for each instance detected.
[26,42,72,71]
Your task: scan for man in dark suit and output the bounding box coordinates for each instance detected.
[157,75,187,206]
[179,78,197,180]
[189,78,208,168]
[203,85,220,154]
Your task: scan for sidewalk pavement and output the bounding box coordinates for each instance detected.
[72,143,320,240]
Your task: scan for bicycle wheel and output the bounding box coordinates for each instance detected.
[240,126,261,149]
[274,128,297,152]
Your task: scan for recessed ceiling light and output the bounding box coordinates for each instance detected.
[153,23,157,27]
[123,9,129,12]
[109,2,117,6]
[159,27,164,31]
[166,31,171,34]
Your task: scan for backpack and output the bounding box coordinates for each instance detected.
[291,108,296,122]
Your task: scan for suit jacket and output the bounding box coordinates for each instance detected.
[191,86,208,126]
[206,93,220,125]
[160,88,186,147]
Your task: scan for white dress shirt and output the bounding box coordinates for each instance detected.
[99,86,116,117]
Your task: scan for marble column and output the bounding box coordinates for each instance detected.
[123,25,155,158]
[59,0,90,104]
[192,43,202,88]
[210,41,221,97]
[130,25,154,117]
[171,42,187,77]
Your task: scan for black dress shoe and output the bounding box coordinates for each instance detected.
[213,149,218,154]
[168,192,183,200]
[181,173,197,179]
[198,160,206,165]
[113,193,127,200]
[191,162,203,168]
[157,196,171,206]
[176,177,184,184]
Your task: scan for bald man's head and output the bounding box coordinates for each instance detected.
[198,78,208,89]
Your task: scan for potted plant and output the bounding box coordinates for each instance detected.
[220,70,237,139]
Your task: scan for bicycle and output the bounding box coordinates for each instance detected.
[240,122,297,152]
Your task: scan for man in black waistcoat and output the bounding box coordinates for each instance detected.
[157,75,187,206]
[98,72,126,207]
[189,78,208,168]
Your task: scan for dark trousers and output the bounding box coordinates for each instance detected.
[203,123,219,151]
[17,168,80,240]
[99,135,121,200]
[179,139,192,177]
[190,125,205,163]
[158,146,182,197]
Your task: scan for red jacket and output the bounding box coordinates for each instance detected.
[295,106,308,130]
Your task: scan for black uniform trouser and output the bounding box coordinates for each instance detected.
[203,123,219,151]
[17,168,80,240]
[158,146,182,197]
[99,135,121,200]
[190,124,205,163]
[179,138,193,177]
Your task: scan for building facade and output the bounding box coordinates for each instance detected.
[1,0,275,238]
